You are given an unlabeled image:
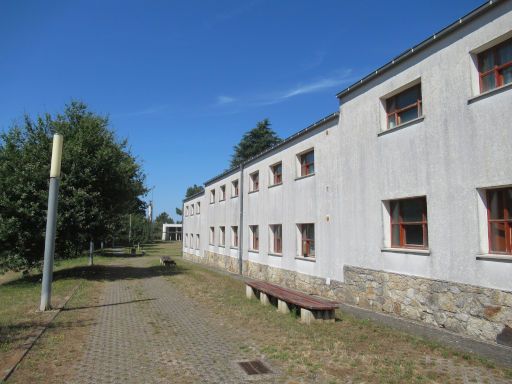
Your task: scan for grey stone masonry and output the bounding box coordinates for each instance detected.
[342,266,512,346]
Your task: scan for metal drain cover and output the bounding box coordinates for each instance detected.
[238,359,272,375]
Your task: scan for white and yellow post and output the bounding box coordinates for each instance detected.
[40,134,63,311]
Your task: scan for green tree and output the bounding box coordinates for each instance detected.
[186,184,204,198]
[0,102,147,271]
[175,207,183,224]
[230,119,281,168]
[153,211,173,240]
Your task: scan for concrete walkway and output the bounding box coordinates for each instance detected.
[71,260,281,384]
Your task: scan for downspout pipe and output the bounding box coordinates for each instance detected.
[238,163,244,275]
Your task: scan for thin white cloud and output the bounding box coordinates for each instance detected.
[248,69,354,106]
[210,69,355,115]
[216,95,236,105]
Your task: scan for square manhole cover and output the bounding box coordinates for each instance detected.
[238,359,272,375]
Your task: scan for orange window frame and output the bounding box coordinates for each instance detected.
[487,188,512,254]
[478,38,512,93]
[390,197,428,249]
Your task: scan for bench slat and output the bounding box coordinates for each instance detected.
[246,280,337,311]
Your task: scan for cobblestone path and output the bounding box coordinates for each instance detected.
[71,261,282,384]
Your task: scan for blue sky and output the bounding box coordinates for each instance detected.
[0,0,484,220]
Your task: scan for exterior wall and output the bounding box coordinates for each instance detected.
[336,1,512,291]
[181,2,512,345]
[183,194,204,258]
[204,171,241,265]
[241,117,342,281]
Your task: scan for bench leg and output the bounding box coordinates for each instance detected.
[301,308,315,324]
[301,308,336,324]
[277,299,290,314]
[322,309,336,322]
[260,292,270,306]
[246,285,257,300]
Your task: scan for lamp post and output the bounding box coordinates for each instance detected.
[40,134,63,311]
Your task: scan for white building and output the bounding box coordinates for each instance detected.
[183,0,512,345]
[162,224,182,241]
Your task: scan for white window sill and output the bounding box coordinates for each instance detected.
[378,116,425,137]
[295,255,316,262]
[268,252,283,257]
[230,246,238,250]
[248,190,259,195]
[268,182,282,189]
[231,195,239,199]
[248,249,259,253]
[381,247,430,256]
[295,173,315,181]
[476,253,512,262]
[468,82,512,104]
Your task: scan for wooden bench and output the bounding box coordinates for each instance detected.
[160,256,176,267]
[245,280,338,324]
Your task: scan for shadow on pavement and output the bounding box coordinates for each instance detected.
[2,263,187,287]
[62,298,157,312]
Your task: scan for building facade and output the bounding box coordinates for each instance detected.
[183,0,512,345]
[162,224,182,241]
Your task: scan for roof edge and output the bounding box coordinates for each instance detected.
[182,190,205,203]
[202,111,339,186]
[336,0,501,99]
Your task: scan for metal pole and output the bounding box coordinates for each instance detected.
[238,163,244,275]
[129,214,132,244]
[40,134,63,311]
[89,240,94,266]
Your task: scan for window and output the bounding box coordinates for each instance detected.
[185,206,189,216]
[298,224,315,257]
[250,171,259,192]
[270,224,282,254]
[185,233,189,247]
[487,188,512,254]
[190,205,194,216]
[220,185,226,201]
[232,179,239,197]
[390,197,428,249]
[196,234,200,249]
[190,234,194,247]
[219,226,226,246]
[209,227,215,245]
[250,225,259,251]
[386,84,422,129]
[299,150,314,177]
[196,202,200,214]
[478,37,512,93]
[270,162,282,186]
[210,189,215,204]
[231,226,239,247]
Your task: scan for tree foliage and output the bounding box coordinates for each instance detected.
[185,184,204,198]
[230,119,281,168]
[175,207,183,222]
[152,211,173,240]
[0,102,147,271]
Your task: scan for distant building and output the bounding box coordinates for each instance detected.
[162,224,182,241]
[182,0,512,346]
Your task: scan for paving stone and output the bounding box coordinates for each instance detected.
[70,259,282,383]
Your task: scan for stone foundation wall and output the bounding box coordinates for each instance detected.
[182,252,512,345]
[183,251,241,275]
[343,266,512,345]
